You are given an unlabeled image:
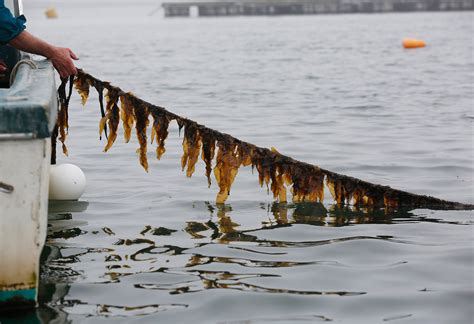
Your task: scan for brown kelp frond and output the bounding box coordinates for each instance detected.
[251,148,269,189]
[101,88,120,152]
[214,141,242,204]
[56,76,74,156]
[181,122,202,177]
[57,82,68,156]
[51,124,59,164]
[74,72,90,106]
[325,173,375,207]
[52,69,474,210]
[289,164,324,203]
[252,147,289,202]
[200,129,216,187]
[120,93,135,143]
[150,109,170,160]
[132,97,150,172]
[91,79,108,139]
[270,165,287,203]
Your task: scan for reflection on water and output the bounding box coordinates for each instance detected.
[220,314,335,323]
[18,199,468,324]
[61,300,188,317]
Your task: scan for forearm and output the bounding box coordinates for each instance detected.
[8,30,55,58]
[8,30,78,78]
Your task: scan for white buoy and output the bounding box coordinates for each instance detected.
[49,164,86,200]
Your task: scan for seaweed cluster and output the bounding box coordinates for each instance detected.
[53,70,473,210]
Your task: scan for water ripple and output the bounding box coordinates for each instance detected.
[61,300,188,317]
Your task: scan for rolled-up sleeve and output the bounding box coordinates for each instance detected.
[0,4,26,45]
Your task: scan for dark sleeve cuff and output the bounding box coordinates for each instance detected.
[0,14,27,45]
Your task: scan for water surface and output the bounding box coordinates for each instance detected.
[4,2,474,323]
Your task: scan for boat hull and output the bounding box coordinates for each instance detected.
[0,55,57,311]
[0,139,50,310]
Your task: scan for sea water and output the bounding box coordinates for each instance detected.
[3,1,473,323]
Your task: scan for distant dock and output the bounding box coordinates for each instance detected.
[162,0,473,17]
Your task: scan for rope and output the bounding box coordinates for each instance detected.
[54,70,474,210]
[9,58,38,86]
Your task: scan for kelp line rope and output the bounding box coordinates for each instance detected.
[53,70,473,210]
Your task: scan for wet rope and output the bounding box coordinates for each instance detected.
[53,69,473,210]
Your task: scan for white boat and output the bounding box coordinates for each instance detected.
[0,0,57,310]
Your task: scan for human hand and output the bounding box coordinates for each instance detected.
[49,47,78,79]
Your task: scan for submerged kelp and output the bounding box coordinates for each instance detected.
[54,70,473,210]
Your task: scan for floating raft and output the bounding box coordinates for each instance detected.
[55,70,473,210]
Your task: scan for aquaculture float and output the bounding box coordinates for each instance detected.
[0,2,57,308]
[402,38,426,49]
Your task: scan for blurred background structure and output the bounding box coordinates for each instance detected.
[162,0,473,17]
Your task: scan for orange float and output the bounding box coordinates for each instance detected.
[403,38,426,49]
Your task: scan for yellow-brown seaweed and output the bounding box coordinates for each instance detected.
[289,165,324,203]
[120,93,135,143]
[74,72,90,106]
[150,110,170,160]
[52,70,473,211]
[56,76,74,156]
[181,123,202,177]
[92,79,108,139]
[132,98,150,172]
[200,129,216,187]
[214,142,241,204]
[100,89,120,152]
